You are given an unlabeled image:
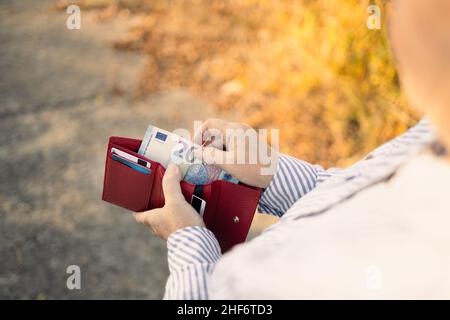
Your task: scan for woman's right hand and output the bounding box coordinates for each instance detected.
[193,118,278,188]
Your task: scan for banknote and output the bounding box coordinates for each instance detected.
[138,125,238,185]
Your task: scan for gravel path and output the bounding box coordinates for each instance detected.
[0,0,222,299]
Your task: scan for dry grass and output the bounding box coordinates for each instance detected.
[57,0,419,167]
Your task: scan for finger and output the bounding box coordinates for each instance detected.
[193,146,226,164]
[194,146,242,176]
[162,163,185,204]
[193,118,230,146]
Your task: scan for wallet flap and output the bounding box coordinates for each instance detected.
[212,182,260,252]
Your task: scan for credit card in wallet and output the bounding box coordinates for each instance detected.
[111,147,150,168]
[111,154,151,175]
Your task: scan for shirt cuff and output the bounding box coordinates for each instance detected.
[258,154,319,217]
[167,226,221,272]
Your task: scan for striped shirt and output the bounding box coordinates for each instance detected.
[163,118,450,299]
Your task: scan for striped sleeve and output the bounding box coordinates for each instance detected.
[258,154,324,217]
[163,226,221,300]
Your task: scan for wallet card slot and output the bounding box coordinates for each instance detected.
[109,143,156,167]
[103,149,154,212]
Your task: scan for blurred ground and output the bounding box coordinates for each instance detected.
[0,0,276,299]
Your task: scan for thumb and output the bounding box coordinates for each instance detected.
[133,209,161,226]
[162,163,185,204]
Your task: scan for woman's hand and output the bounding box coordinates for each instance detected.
[194,118,278,188]
[134,164,204,240]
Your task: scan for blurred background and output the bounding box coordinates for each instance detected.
[0,0,418,299]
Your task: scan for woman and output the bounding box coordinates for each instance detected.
[135,0,450,299]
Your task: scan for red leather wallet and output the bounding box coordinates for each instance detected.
[102,136,261,252]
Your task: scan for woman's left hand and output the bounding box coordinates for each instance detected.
[134,163,205,240]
